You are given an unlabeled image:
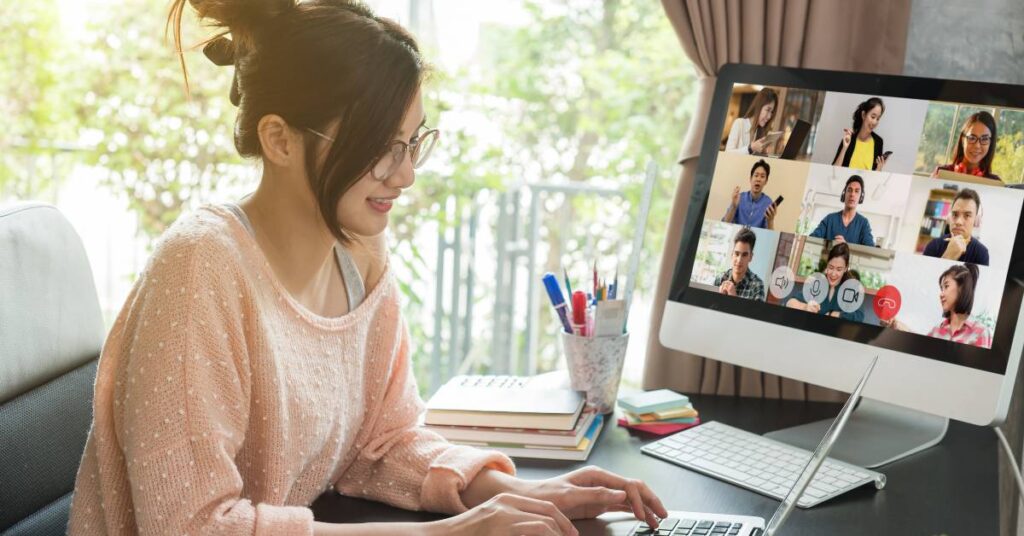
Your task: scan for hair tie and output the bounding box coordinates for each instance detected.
[202,36,241,106]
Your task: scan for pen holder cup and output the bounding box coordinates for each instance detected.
[561,331,629,415]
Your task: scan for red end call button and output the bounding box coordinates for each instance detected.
[873,285,902,321]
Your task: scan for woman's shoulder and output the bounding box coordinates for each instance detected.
[142,205,248,284]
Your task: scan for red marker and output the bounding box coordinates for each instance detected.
[572,291,588,336]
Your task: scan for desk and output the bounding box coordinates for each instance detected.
[311,394,999,535]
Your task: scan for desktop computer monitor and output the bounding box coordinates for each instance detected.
[662,64,1024,467]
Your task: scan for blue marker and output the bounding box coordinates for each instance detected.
[542,272,573,334]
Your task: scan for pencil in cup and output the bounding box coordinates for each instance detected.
[560,331,629,414]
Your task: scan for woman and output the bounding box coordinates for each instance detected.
[882,264,992,349]
[931,111,1002,184]
[725,87,778,155]
[785,242,865,322]
[67,1,666,534]
[832,97,888,171]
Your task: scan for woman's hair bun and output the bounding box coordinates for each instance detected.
[187,0,296,49]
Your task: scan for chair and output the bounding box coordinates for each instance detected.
[0,202,105,535]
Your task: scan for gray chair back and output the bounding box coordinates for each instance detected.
[0,202,105,535]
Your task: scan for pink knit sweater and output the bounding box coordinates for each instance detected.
[68,205,515,535]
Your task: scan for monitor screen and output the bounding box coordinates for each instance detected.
[670,69,1024,375]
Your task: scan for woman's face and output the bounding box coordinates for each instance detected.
[861,105,883,133]
[334,90,424,237]
[824,256,847,288]
[758,102,775,128]
[961,121,992,166]
[939,275,959,314]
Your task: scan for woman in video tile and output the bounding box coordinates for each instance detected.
[785,242,864,321]
[832,97,888,171]
[725,87,779,155]
[931,111,1003,185]
[881,263,992,348]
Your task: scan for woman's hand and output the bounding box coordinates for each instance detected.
[432,493,579,536]
[509,466,668,529]
[841,128,853,147]
[875,154,888,171]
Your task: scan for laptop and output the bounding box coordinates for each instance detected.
[775,119,812,160]
[577,356,878,536]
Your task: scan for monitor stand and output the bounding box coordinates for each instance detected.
[763,398,949,469]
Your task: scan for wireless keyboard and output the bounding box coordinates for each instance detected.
[641,421,886,507]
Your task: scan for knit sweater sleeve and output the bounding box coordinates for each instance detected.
[97,236,311,535]
[335,309,515,514]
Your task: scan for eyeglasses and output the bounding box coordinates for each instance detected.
[305,127,440,181]
[963,134,992,146]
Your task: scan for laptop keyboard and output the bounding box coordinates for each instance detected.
[631,517,752,536]
[641,421,886,508]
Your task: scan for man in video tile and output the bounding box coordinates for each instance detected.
[808,175,875,246]
[714,227,766,301]
[722,159,777,229]
[923,188,989,266]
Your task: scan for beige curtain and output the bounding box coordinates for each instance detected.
[645,0,912,401]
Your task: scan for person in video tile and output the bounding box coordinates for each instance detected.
[922,188,989,266]
[725,87,779,155]
[785,242,865,321]
[723,159,778,229]
[713,226,766,301]
[832,97,889,171]
[931,111,1002,184]
[808,175,875,246]
[881,264,992,348]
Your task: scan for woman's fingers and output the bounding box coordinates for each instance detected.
[634,480,668,519]
[624,479,661,528]
[497,493,578,536]
[571,466,668,521]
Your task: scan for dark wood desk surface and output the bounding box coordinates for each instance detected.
[312,394,998,535]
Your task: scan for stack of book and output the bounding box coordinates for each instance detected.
[617,389,700,436]
[424,375,604,460]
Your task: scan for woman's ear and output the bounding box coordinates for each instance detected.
[257,114,302,167]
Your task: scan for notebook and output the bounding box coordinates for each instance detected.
[425,375,586,430]
[426,410,598,447]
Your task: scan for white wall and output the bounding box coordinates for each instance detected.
[884,252,1004,340]
[811,91,929,175]
[797,164,913,249]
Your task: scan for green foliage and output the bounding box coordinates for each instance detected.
[448,0,692,372]
[993,131,1024,184]
[915,103,956,174]
[72,0,249,238]
[0,0,80,199]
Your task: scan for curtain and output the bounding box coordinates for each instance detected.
[646,0,912,400]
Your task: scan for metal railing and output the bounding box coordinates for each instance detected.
[426,161,658,392]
